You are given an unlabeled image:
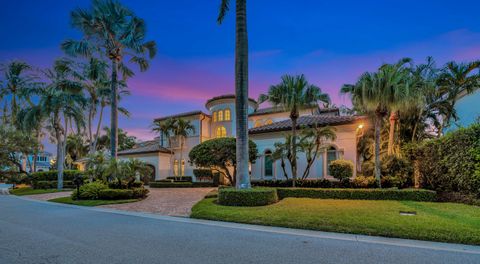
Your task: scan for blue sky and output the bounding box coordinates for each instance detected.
[1,0,480,144]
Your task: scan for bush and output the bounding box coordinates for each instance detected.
[98,189,134,200]
[149,181,193,188]
[381,176,403,188]
[33,181,74,189]
[381,155,413,187]
[31,170,85,181]
[193,169,213,180]
[131,187,149,198]
[352,176,377,188]
[361,161,375,176]
[415,124,480,196]
[108,180,144,189]
[72,181,108,200]
[218,188,278,206]
[276,188,437,202]
[252,179,350,188]
[329,160,354,180]
[166,176,193,182]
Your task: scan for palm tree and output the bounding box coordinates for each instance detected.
[0,61,37,125]
[152,118,177,175]
[341,58,413,187]
[21,59,86,189]
[62,0,156,159]
[217,0,250,189]
[259,74,331,186]
[173,118,195,179]
[436,61,480,136]
[299,126,336,180]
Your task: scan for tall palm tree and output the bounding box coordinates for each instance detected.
[173,118,195,179]
[62,0,156,159]
[0,61,37,125]
[217,0,250,189]
[21,59,86,189]
[341,58,413,187]
[259,74,331,186]
[436,61,480,136]
[152,118,176,175]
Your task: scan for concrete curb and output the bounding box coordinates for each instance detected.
[14,195,480,255]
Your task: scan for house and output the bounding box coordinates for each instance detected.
[118,94,366,182]
[21,151,53,173]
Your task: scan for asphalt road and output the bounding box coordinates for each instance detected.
[0,195,479,264]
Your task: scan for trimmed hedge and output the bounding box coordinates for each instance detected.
[276,188,437,202]
[166,176,193,182]
[149,181,193,188]
[31,170,85,181]
[33,181,74,189]
[329,160,354,180]
[218,188,278,206]
[97,187,149,200]
[252,179,344,188]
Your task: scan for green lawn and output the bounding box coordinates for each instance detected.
[191,198,480,245]
[10,188,70,196]
[49,196,140,207]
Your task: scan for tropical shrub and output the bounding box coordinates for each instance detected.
[276,188,437,202]
[189,137,258,185]
[352,176,377,188]
[72,181,108,200]
[361,161,375,176]
[193,169,213,181]
[414,124,480,196]
[218,188,278,206]
[329,160,354,180]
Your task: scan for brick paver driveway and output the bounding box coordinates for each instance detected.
[98,187,215,217]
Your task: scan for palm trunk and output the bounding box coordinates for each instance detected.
[110,60,119,159]
[291,116,298,187]
[387,111,398,155]
[92,104,105,153]
[374,112,382,188]
[280,158,288,180]
[179,136,184,179]
[235,0,250,189]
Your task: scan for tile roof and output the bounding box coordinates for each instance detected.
[118,140,172,156]
[205,94,257,108]
[154,111,209,122]
[249,115,365,134]
[249,106,339,116]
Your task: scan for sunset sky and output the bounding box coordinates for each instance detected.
[1,0,480,148]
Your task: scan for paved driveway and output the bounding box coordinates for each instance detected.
[98,187,215,216]
[24,191,72,201]
[1,195,479,264]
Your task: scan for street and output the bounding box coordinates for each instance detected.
[0,195,479,264]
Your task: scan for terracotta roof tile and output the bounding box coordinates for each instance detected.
[118,140,172,155]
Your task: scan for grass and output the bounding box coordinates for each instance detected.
[10,187,70,196]
[49,196,140,207]
[191,198,480,245]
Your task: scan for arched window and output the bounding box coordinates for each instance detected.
[213,111,217,122]
[174,160,179,176]
[264,119,273,125]
[218,110,224,121]
[216,126,227,138]
[181,159,185,176]
[254,120,263,128]
[264,150,273,177]
[327,146,338,175]
[224,109,231,121]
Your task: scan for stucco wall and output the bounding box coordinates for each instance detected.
[118,152,171,180]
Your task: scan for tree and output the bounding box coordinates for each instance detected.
[152,118,177,176]
[0,61,38,125]
[96,127,136,152]
[436,61,480,135]
[259,74,330,186]
[0,126,39,174]
[189,138,257,186]
[298,126,336,180]
[173,118,195,178]
[20,59,86,189]
[217,0,250,189]
[271,139,292,180]
[341,58,414,187]
[62,0,156,159]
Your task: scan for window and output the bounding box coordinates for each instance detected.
[218,110,224,121]
[213,111,217,122]
[264,150,273,177]
[327,146,337,175]
[265,119,273,125]
[224,109,231,121]
[181,159,185,175]
[216,126,227,138]
[254,120,263,128]
[174,160,179,176]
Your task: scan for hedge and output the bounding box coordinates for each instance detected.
[252,179,345,188]
[30,170,85,181]
[149,181,217,188]
[329,160,354,180]
[166,176,193,182]
[218,188,278,206]
[33,181,74,189]
[276,188,437,202]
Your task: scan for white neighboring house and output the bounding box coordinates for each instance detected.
[117,94,367,182]
[20,151,53,173]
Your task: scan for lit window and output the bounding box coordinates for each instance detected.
[216,126,227,138]
[254,120,263,128]
[174,160,179,176]
[181,159,185,175]
[213,112,217,122]
[265,119,273,125]
[218,110,223,121]
[224,109,231,121]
